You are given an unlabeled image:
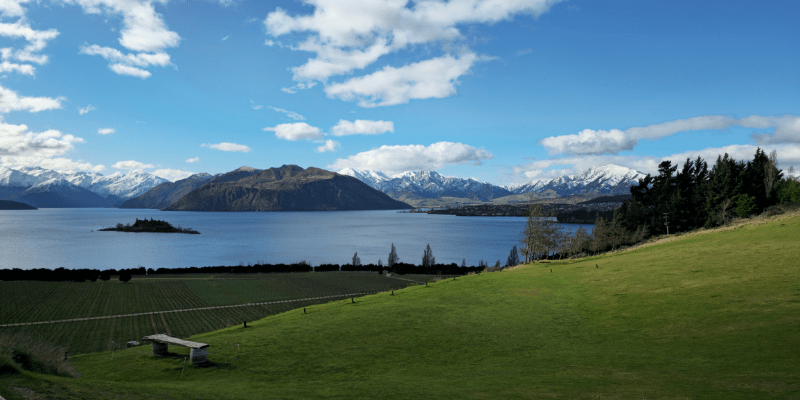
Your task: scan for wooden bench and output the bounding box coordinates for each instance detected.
[142,334,209,364]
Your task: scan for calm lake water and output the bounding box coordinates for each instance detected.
[0,209,593,270]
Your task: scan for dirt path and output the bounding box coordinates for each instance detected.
[0,292,377,327]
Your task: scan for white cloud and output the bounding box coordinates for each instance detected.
[0,84,63,113]
[153,168,194,181]
[0,0,33,18]
[79,105,96,115]
[267,106,305,121]
[97,128,114,135]
[221,35,229,41]
[315,139,339,153]
[72,0,180,77]
[281,81,316,94]
[265,0,559,105]
[331,119,393,136]
[1,156,105,172]
[113,160,155,170]
[541,114,800,156]
[0,60,33,75]
[0,120,84,159]
[330,141,493,175]
[186,157,199,163]
[747,115,800,144]
[201,142,251,152]
[508,144,800,184]
[264,122,324,141]
[325,53,479,107]
[0,19,59,75]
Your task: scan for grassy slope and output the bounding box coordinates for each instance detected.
[3,216,799,399]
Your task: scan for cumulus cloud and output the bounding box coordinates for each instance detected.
[0,120,84,159]
[325,53,479,107]
[72,0,180,78]
[2,156,104,172]
[267,106,305,121]
[186,157,199,163]
[265,0,559,105]
[97,128,114,135]
[315,139,339,153]
[541,114,800,156]
[329,141,493,175]
[113,160,155,170]
[153,168,194,181]
[79,105,96,115]
[0,84,63,113]
[264,122,324,141]
[200,142,251,152]
[331,119,394,136]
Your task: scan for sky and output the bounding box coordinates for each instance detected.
[0,0,798,184]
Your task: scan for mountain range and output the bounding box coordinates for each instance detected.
[0,167,168,208]
[339,164,646,206]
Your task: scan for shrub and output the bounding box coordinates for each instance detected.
[0,333,75,377]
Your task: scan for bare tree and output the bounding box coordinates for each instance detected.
[352,252,361,266]
[388,244,399,268]
[765,150,779,198]
[422,243,435,267]
[521,202,558,262]
[788,166,797,182]
[570,226,590,258]
[717,198,733,225]
[558,228,572,260]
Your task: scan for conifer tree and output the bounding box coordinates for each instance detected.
[422,244,435,268]
[388,244,399,268]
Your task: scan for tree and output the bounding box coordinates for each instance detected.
[765,150,780,200]
[478,259,487,268]
[119,272,131,283]
[422,243,435,268]
[461,258,466,268]
[521,202,558,263]
[388,244,399,268]
[494,260,501,268]
[377,259,383,268]
[570,226,590,258]
[506,245,519,267]
[99,271,110,282]
[352,252,361,266]
[736,194,757,218]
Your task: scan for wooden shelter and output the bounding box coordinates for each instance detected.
[142,334,209,364]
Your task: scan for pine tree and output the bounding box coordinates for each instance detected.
[388,244,399,268]
[506,245,519,266]
[422,243,435,268]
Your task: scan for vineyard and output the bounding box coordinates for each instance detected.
[0,272,440,355]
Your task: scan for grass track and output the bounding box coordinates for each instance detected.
[2,216,799,399]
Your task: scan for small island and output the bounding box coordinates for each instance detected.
[99,218,200,234]
[0,200,37,210]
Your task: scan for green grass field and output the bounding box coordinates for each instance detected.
[2,214,799,399]
[0,272,424,355]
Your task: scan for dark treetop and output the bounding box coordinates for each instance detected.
[99,218,199,234]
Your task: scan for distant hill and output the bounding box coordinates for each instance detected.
[163,165,412,211]
[120,173,216,209]
[0,200,37,210]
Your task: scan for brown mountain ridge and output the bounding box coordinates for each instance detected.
[163,165,412,211]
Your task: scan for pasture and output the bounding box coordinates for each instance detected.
[2,213,799,399]
[0,272,427,354]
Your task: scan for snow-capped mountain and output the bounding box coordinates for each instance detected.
[341,164,646,204]
[0,166,168,208]
[340,169,512,201]
[507,164,646,196]
[16,167,168,199]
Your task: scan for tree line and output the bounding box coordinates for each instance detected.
[0,243,485,282]
[518,149,800,261]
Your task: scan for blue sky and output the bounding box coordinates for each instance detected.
[1,0,798,184]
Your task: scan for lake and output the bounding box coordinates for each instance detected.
[0,209,593,270]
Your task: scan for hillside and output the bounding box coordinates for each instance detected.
[0,200,36,210]
[3,211,797,398]
[164,165,412,211]
[119,173,215,209]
